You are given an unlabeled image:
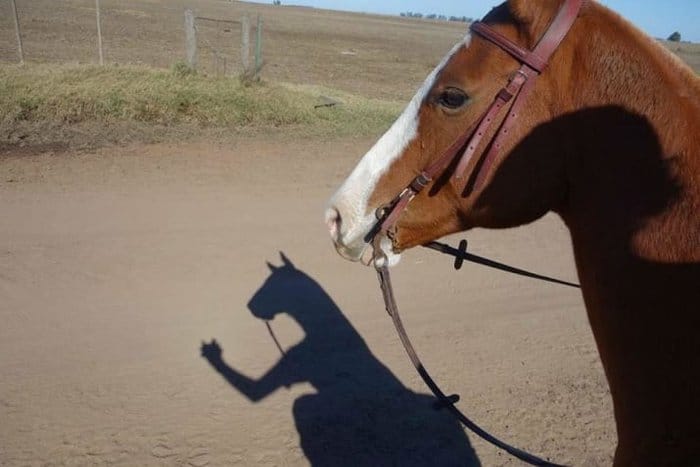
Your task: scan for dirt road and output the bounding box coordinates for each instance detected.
[0,138,615,466]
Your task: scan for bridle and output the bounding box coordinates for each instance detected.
[368,1,585,465]
[371,0,585,246]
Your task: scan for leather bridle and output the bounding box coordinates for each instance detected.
[368,1,585,465]
[371,0,585,246]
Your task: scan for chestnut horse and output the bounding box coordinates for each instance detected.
[326,0,700,465]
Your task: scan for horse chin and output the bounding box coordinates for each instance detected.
[367,236,402,268]
[333,241,366,263]
[333,236,401,268]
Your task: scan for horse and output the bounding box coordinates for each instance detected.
[201,253,480,466]
[325,0,700,465]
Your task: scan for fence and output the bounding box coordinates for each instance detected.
[2,0,263,78]
[185,10,263,79]
[0,0,478,102]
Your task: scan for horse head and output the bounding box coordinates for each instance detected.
[326,0,587,265]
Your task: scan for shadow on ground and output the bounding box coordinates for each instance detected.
[201,252,480,466]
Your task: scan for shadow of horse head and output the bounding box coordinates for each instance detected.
[202,252,480,466]
[247,252,330,322]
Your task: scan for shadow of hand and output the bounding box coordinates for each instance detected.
[201,339,223,362]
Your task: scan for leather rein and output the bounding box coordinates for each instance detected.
[369,1,584,465]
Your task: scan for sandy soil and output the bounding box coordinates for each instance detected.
[0,137,616,466]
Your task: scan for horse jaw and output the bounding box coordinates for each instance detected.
[326,34,472,267]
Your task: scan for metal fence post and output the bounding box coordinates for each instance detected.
[10,0,24,64]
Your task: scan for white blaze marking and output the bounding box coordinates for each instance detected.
[328,34,472,262]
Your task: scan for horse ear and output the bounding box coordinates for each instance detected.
[266,261,278,272]
[280,252,296,269]
[507,0,561,45]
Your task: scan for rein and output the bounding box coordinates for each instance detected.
[424,240,580,288]
[374,250,566,467]
[368,1,585,465]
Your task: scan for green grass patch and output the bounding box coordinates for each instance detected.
[0,64,402,136]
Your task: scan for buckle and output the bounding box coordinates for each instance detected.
[409,173,432,192]
[508,69,528,84]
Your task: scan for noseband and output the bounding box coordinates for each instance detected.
[370,1,585,465]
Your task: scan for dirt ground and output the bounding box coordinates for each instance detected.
[1,1,695,465]
[0,137,616,466]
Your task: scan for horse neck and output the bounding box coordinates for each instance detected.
[560,5,700,262]
[575,7,698,138]
[554,7,700,455]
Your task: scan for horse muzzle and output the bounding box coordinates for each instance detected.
[326,207,402,267]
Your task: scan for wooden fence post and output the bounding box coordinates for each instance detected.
[184,9,197,70]
[241,15,250,77]
[95,0,104,65]
[254,15,263,80]
[10,0,24,64]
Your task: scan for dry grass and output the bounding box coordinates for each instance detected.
[659,40,700,72]
[0,63,402,147]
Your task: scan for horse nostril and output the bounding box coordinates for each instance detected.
[325,207,342,240]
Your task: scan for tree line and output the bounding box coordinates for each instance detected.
[400,12,472,23]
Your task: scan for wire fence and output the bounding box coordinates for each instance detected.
[190,13,263,78]
[0,0,473,101]
[0,0,262,77]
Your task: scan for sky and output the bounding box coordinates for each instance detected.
[247,0,700,42]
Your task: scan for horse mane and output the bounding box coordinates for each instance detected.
[541,5,698,268]
[584,2,700,104]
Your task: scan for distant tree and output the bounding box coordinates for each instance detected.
[667,31,681,42]
[400,11,433,19]
[450,16,470,23]
[438,15,447,21]
[272,0,281,4]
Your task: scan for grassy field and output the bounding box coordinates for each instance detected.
[0,0,467,101]
[1,0,697,98]
[0,0,468,147]
[0,0,698,149]
[0,63,401,131]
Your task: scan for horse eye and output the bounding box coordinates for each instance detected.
[438,88,469,110]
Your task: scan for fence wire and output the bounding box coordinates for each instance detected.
[0,0,479,101]
[0,0,256,76]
